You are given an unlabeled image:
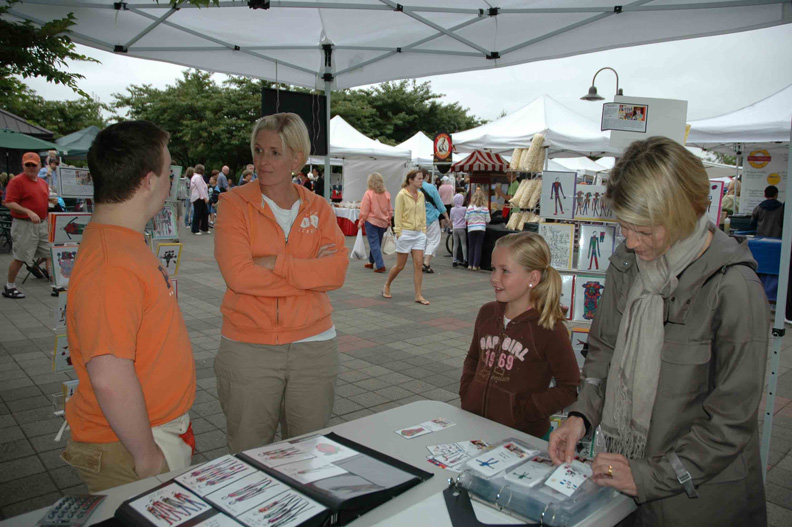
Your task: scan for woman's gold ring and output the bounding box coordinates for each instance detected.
[607,465,614,477]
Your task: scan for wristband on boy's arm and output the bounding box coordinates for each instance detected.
[567,412,591,436]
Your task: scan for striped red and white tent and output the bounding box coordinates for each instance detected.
[450,151,508,173]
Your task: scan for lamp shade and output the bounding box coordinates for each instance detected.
[581,86,604,101]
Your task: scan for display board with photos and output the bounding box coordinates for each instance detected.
[539,171,576,221]
[573,275,606,323]
[57,166,94,198]
[114,433,432,527]
[577,224,615,272]
[49,212,91,244]
[538,222,575,270]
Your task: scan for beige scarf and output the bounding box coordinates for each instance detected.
[601,215,711,458]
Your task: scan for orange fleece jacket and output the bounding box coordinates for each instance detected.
[214,182,349,345]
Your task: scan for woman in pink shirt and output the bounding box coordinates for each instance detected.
[358,172,393,272]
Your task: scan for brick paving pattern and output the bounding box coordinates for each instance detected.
[0,228,790,525]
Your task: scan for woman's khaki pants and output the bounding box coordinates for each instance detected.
[214,337,339,453]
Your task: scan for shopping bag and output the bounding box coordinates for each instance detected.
[350,229,367,260]
[382,227,396,255]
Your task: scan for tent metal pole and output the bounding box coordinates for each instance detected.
[324,84,332,202]
[759,124,792,480]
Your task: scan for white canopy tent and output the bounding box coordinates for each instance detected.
[397,132,435,167]
[547,156,609,180]
[320,115,411,202]
[452,95,616,157]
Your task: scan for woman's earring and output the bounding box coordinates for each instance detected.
[529,284,534,288]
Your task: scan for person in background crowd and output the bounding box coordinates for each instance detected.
[217,165,230,192]
[719,179,740,226]
[208,174,219,227]
[460,232,579,440]
[38,157,59,190]
[495,172,519,219]
[61,121,196,492]
[550,137,768,526]
[439,175,455,217]
[299,172,313,192]
[213,113,348,453]
[312,168,325,197]
[466,188,491,271]
[450,192,468,268]
[420,171,450,274]
[190,164,210,235]
[241,170,254,185]
[238,164,256,186]
[751,185,784,238]
[3,153,58,299]
[384,170,429,305]
[359,172,393,273]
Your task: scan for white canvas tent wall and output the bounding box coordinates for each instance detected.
[397,132,435,168]
[452,95,616,157]
[325,116,411,203]
[547,156,609,179]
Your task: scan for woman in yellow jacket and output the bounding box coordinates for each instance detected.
[383,170,430,305]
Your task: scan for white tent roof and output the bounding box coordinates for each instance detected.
[5,2,789,90]
[452,95,615,157]
[547,156,608,174]
[328,115,411,159]
[687,83,792,152]
[397,132,435,167]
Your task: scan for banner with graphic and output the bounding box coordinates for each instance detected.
[739,149,788,214]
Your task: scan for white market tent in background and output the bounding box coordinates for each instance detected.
[547,156,609,181]
[322,116,411,202]
[452,95,615,157]
[397,132,435,168]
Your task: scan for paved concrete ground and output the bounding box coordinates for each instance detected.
[1,226,791,525]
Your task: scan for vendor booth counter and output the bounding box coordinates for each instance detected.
[0,401,635,527]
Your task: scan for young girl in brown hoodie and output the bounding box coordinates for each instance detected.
[459,233,580,439]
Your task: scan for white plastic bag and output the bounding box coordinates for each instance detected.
[350,229,367,260]
[382,227,396,255]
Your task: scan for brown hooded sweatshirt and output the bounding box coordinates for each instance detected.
[459,301,580,438]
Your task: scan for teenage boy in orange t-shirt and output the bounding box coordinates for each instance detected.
[61,121,196,492]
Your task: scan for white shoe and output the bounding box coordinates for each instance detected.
[203,230,212,235]
[193,232,202,236]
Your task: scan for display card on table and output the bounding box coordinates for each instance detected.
[128,482,211,527]
[175,454,257,496]
[466,442,537,478]
[395,417,456,439]
[206,472,289,517]
[236,489,327,527]
[426,440,489,470]
[544,460,592,497]
[504,454,555,488]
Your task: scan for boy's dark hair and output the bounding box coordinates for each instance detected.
[88,121,169,204]
[765,185,779,199]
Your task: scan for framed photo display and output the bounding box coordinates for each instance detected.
[577,224,615,272]
[707,180,725,225]
[574,274,606,322]
[538,222,574,270]
[560,273,575,320]
[539,171,576,220]
[152,204,179,240]
[52,334,72,372]
[57,167,94,198]
[50,245,79,288]
[49,212,91,244]
[569,327,590,370]
[167,165,183,202]
[156,243,183,276]
[573,185,617,222]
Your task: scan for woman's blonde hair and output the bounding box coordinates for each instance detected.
[250,113,310,167]
[402,169,422,188]
[495,233,564,330]
[727,179,741,196]
[607,137,709,248]
[470,188,487,208]
[367,172,386,193]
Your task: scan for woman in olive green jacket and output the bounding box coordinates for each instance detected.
[550,137,768,526]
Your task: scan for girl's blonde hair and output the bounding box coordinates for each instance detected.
[470,188,487,208]
[495,232,564,330]
[607,137,709,248]
[402,169,422,188]
[727,179,741,196]
[367,172,386,193]
[250,113,310,168]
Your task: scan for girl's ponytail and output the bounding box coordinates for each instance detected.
[494,232,565,330]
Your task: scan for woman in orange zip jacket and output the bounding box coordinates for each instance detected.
[213,113,349,453]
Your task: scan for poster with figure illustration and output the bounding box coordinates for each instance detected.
[570,328,590,369]
[156,243,182,276]
[49,212,91,243]
[50,245,79,288]
[152,204,179,240]
[53,291,67,329]
[539,171,576,220]
[53,334,72,372]
[573,185,617,222]
[538,222,574,270]
[560,273,575,320]
[707,180,724,225]
[577,224,615,272]
[574,275,606,322]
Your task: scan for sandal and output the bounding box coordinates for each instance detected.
[2,286,25,299]
[421,264,429,273]
[415,298,430,305]
[424,265,434,274]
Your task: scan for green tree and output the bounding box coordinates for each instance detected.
[0,0,98,100]
[332,80,483,145]
[3,84,107,138]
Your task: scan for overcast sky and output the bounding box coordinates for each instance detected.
[25,23,792,126]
